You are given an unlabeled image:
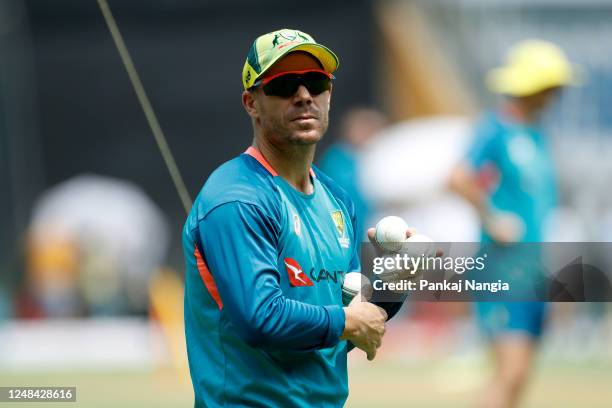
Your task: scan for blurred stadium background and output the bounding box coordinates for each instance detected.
[1,0,612,406]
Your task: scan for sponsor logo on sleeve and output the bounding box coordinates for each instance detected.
[284,257,314,287]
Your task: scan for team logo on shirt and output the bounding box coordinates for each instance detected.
[284,258,314,287]
[331,211,344,235]
[331,210,350,248]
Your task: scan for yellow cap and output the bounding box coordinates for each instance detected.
[487,40,579,97]
[242,28,339,90]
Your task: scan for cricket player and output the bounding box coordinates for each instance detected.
[183,29,402,407]
[450,40,578,408]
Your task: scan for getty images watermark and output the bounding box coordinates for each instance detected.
[359,242,612,302]
[371,252,510,294]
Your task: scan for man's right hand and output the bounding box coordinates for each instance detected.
[340,294,387,361]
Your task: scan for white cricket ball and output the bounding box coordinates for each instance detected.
[342,272,371,305]
[375,216,409,253]
[401,233,435,258]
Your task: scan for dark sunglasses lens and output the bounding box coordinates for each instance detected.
[302,73,332,95]
[263,76,300,97]
[263,73,331,97]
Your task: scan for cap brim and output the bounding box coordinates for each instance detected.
[487,65,582,97]
[253,43,339,85]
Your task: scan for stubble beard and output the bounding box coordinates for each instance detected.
[262,114,329,147]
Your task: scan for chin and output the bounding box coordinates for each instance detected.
[289,130,323,145]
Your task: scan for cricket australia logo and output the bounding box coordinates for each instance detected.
[331,210,350,249]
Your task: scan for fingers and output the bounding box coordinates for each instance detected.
[367,227,376,242]
[369,226,419,256]
[369,225,419,241]
[345,300,388,361]
[365,334,384,361]
[360,326,386,361]
[367,227,386,257]
[378,323,386,339]
[370,226,418,240]
[366,337,381,361]
[376,305,388,321]
[406,227,417,238]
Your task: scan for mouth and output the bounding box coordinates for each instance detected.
[292,114,317,122]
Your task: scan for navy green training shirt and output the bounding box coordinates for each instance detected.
[183,147,362,407]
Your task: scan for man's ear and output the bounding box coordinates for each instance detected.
[242,90,258,118]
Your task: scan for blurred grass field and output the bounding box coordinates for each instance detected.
[347,358,612,408]
[2,358,612,407]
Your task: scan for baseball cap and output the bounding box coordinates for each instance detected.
[487,39,580,97]
[242,28,339,90]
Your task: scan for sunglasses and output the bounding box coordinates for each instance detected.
[251,69,334,98]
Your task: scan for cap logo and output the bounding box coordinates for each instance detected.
[272,30,309,49]
[243,29,338,90]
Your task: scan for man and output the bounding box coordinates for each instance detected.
[183,29,401,407]
[449,40,578,408]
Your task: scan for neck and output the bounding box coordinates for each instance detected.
[504,100,539,124]
[252,136,316,194]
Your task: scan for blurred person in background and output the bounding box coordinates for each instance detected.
[20,174,169,318]
[449,40,578,408]
[319,107,388,241]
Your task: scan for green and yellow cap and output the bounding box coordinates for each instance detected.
[242,28,339,90]
[487,39,580,97]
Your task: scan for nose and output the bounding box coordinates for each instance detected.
[292,84,313,105]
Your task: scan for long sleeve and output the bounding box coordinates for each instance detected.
[198,201,345,351]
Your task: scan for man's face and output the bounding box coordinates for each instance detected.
[519,86,561,117]
[243,52,332,146]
